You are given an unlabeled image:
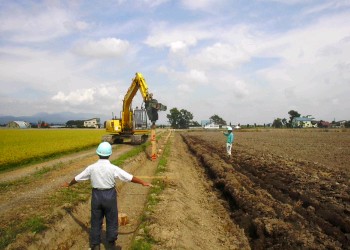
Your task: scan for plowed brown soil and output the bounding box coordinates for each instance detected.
[1,129,349,250]
[182,129,350,250]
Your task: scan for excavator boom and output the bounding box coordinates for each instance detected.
[103,72,166,144]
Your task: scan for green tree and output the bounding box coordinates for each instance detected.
[272,118,283,128]
[166,108,194,129]
[282,118,287,126]
[190,121,201,127]
[345,121,350,128]
[167,108,181,128]
[66,120,84,128]
[179,109,193,128]
[209,114,226,125]
[288,110,301,127]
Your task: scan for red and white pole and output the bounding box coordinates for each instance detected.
[151,125,157,161]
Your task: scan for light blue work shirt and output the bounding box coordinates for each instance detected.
[224,132,234,144]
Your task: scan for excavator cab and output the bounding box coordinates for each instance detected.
[133,108,148,130]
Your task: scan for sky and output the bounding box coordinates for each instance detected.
[0,0,349,125]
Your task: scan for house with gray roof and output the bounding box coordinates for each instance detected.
[292,117,317,128]
[84,118,101,128]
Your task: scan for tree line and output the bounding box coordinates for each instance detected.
[166,108,229,129]
[272,110,350,128]
[167,108,350,129]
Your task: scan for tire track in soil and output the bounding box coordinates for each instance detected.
[182,133,349,250]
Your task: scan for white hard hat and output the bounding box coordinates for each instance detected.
[227,126,232,131]
[96,142,112,156]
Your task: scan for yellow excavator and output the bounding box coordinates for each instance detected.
[102,72,167,144]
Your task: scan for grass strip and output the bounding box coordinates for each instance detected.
[131,137,171,249]
[0,162,65,191]
[112,142,149,167]
[0,216,48,249]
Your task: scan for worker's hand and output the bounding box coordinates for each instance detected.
[142,182,153,187]
[62,182,70,188]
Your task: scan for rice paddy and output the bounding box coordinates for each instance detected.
[0,129,106,172]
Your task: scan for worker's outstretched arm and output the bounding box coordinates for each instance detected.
[131,176,152,187]
[63,178,78,187]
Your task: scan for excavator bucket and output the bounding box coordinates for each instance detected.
[145,99,167,123]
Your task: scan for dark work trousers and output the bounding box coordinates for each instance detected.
[90,188,118,245]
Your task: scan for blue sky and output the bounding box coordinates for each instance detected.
[0,0,349,125]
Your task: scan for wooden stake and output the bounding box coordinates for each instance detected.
[151,127,157,161]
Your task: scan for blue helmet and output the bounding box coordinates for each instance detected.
[96,142,112,156]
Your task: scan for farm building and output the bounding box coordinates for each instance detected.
[336,120,347,128]
[201,120,211,127]
[318,121,332,128]
[84,118,101,128]
[292,117,317,128]
[7,121,31,129]
[204,123,220,129]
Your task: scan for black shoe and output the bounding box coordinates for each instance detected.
[91,244,100,250]
[107,241,116,250]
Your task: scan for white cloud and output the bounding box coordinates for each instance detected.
[245,11,350,121]
[52,89,95,104]
[0,4,87,43]
[169,41,188,53]
[73,38,131,58]
[259,0,312,5]
[0,47,77,91]
[303,0,350,15]
[177,84,192,93]
[51,84,121,108]
[186,43,251,70]
[139,0,170,8]
[180,0,228,11]
[144,22,211,49]
[186,69,208,84]
[64,20,90,31]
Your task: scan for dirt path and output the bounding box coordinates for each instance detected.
[143,132,250,249]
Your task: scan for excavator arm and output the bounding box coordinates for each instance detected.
[122,72,166,130]
[103,72,166,145]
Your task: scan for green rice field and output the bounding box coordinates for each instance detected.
[0,129,106,172]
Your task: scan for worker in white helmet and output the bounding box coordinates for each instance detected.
[223,126,234,158]
[63,142,151,250]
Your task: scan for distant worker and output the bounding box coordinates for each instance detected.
[63,142,151,250]
[223,126,234,158]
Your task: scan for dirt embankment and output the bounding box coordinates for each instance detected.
[182,130,350,250]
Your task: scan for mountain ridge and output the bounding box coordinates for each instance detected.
[0,112,111,125]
